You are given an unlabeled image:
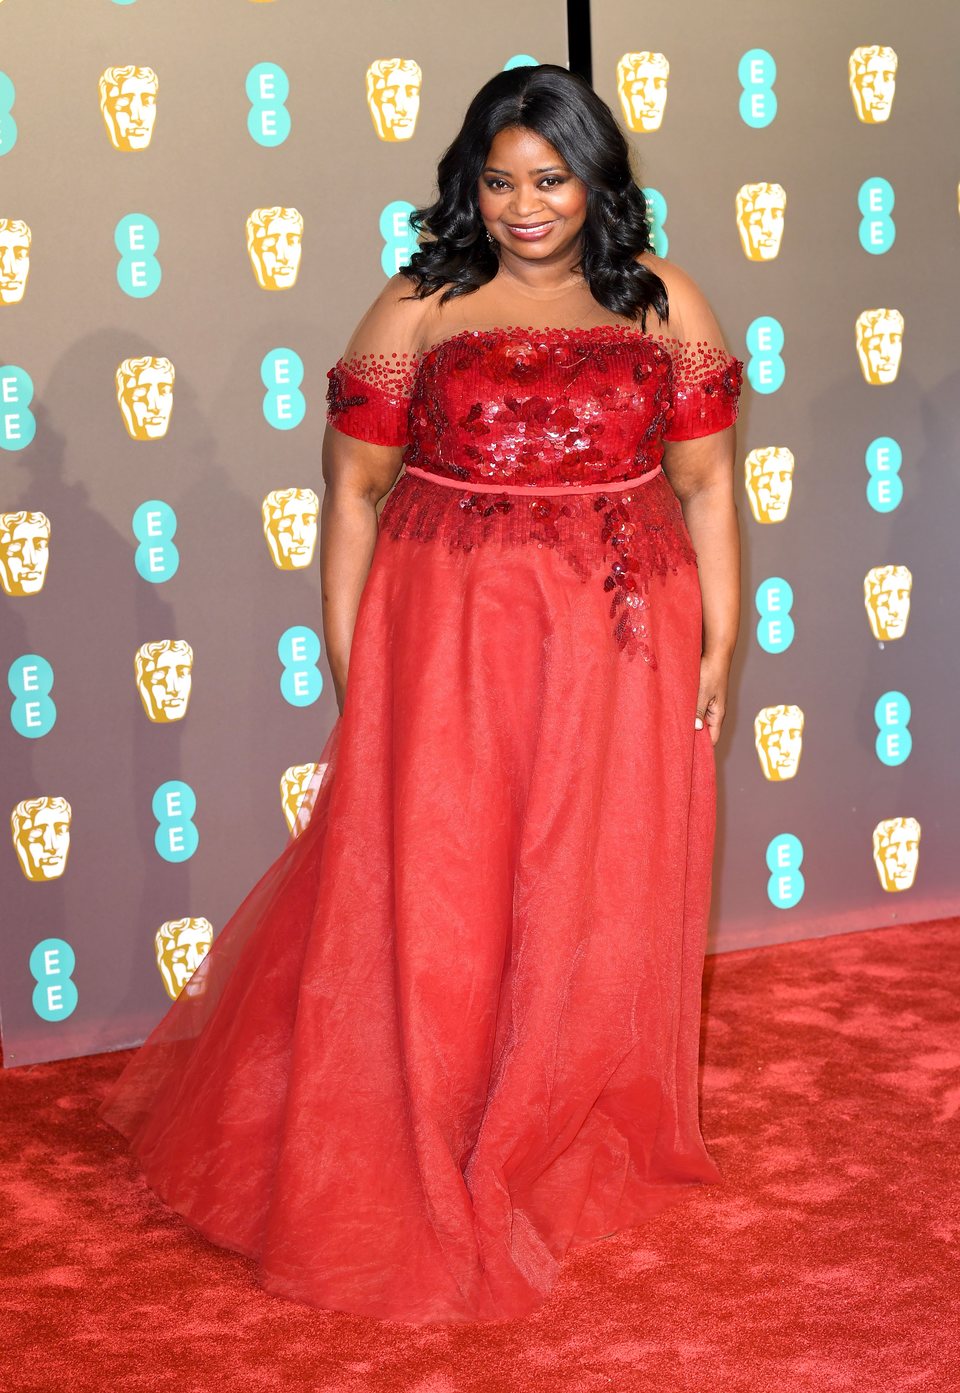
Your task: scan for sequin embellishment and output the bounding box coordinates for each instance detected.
[325,324,743,662]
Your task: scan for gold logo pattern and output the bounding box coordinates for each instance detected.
[616,52,670,132]
[754,705,804,781]
[864,565,912,641]
[745,448,795,524]
[366,59,422,141]
[99,66,159,151]
[246,207,303,289]
[736,183,786,261]
[155,918,214,999]
[872,817,920,892]
[1,511,50,596]
[12,797,72,882]
[135,640,194,723]
[0,218,31,305]
[849,46,898,124]
[262,489,320,570]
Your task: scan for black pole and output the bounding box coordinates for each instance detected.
[566,0,593,87]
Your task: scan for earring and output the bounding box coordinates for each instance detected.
[485,230,497,247]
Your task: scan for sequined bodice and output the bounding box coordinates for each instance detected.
[327,323,744,489]
[325,322,744,664]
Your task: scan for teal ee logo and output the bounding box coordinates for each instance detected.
[865,436,902,512]
[738,49,777,128]
[766,833,804,908]
[0,364,37,450]
[115,214,161,298]
[278,625,323,706]
[0,72,17,156]
[133,500,179,582]
[858,178,895,255]
[31,939,79,1021]
[153,781,199,862]
[247,63,291,147]
[380,201,418,276]
[643,188,668,256]
[875,690,911,766]
[746,317,785,394]
[503,55,539,70]
[755,577,795,653]
[9,654,57,737]
[262,348,305,430]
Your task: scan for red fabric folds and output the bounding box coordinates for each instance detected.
[98,323,741,1323]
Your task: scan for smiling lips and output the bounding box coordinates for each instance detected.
[504,220,556,241]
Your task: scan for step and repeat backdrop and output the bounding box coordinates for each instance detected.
[591,0,960,952]
[2,0,958,1066]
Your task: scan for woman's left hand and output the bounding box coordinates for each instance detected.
[695,651,731,746]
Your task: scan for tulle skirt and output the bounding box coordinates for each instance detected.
[98,474,723,1323]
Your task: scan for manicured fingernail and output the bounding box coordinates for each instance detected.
[695,717,704,729]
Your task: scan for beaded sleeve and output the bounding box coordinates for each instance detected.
[661,340,744,442]
[325,351,420,447]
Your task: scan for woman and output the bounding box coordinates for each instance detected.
[98,63,743,1324]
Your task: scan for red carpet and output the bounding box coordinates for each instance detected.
[2,918,957,1393]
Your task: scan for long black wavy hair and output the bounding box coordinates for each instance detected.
[397,64,668,330]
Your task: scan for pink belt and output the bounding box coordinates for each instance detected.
[403,463,663,495]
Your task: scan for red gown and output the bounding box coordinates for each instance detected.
[98,316,744,1324]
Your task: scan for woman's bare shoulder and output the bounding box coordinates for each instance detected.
[633,251,724,344]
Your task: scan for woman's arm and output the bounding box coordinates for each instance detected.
[663,427,741,744]
[320,430,404,717]
[644,252,743,744]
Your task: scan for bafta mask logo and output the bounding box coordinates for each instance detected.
[366,59,422,141]
[262,488,319,570]
[135,640,194,722]
[1,511,50,596]
[616,52,670,132]
[155,918,214,1000]
[872,816,920,892]
[0,218,31,305]
[849,46,898,125]
[745,448,795,524]
[736,183,786,261]
[116,357,175,439]
[281,763,320,834]
[856,308,904,384]
[754,704,804,781]
[11,796,72,881]
[864,565,912,641]
[246,207,303,289]
[99,66,159,151]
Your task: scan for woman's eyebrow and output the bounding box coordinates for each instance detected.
[482,165,566,175]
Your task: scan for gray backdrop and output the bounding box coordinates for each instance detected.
[1,0,957,1067]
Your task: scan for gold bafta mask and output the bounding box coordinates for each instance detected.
[0,219,31,305]
[116,357,175,440]
[281,763,322,834]
[135,640,194,722]
[366,59,422,142]
[872,817,920,892]
[849,46,898,124]
[855,308,904,385]
[754,704,804,781]
[99,65,159,151]
[736,184,786,261]
[0,511,50,596]
[11,796,72,881]
[262,489,319,570]
[155,918,214,1000]
[616,52,670,133]
[246,207,303,290]
[864,565,912,641]
[745,448,795,524]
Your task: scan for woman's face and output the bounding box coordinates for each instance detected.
[477,126,588,262]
